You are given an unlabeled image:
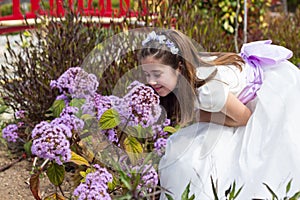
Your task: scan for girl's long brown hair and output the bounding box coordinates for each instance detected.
[139,29,244,126]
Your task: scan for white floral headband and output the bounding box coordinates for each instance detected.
[141,31,179,55]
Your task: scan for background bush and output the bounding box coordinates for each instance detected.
[262,6,300,66]
[0,11,105,136]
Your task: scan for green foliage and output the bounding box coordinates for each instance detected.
[210,177,243,200]
[165,0,272,47]
[46,162,65,186]
[263,180,300,200]
[164,182,195,200]
[0,3,13,16]
[181,182,195,200]
[225,181,243,200]
[262,6,300,66]
[144,0,236,52]
[99,108,121,130]
[0,2,31,16]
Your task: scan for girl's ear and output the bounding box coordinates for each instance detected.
[176,61,183,74]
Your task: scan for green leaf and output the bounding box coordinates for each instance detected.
[24,141,32,156]
[119,170,132,190]
[123,136,143,164]
[263,183,278,200]
[225,184,231,198]
[0,105,8,114]
[189,194,195,200]
[108,176,118,191]
[181,182,195,200]
[210,176,219,200]
[69,98,85,117]
[124,124,143,137]
[286,179,292,194]
[229,181,236,199]
[290,191,300,200]
[233,185,243,199]
[165,193,174,200]
[163,126,177,134]
[46,163,65,186]
[23,30,32,37]
[99,109,120,130]
[69,151,90,166]
[81,113,95,121]
[69,98,86,109]
[51,100,66,118]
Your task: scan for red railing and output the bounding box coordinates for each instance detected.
[0,0,147,34]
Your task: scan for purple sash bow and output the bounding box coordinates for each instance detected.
[237,40,293,104]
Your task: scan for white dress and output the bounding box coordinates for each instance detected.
[159,41,300,200]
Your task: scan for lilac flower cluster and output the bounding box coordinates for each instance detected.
[2,124,19,142]
[82,93,114,120]
[50,67,99,99]
[121,81,161,127]
[154,138,167,156]
[15,110,26,119]
[31,121,72,165]
[73,164,113,200]
[102,129,118,143]
[141,164,159,192]
[132,164,159,194]
[152,118,171,139]
[151,118,171,155]
[52,106,84,132]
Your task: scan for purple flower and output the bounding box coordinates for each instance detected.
[81,93,115,120]
[73,164,112,200]
[50,67,99,99]
[132,164,159,194]
[2,124,19,142]
[119,81,161,127]
[55,94,70,105]
[151,119,170,139]
[51,106,84,132]
[31,121,72,165]
[141,165,159,192]
[154,138,167,156]
[15,110,25,119]
[103,129,118,143]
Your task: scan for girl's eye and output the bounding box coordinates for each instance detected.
[154,73,161,78]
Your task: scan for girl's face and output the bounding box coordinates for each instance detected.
[141,56,179,97]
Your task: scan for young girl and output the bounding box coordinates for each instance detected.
[139,29,300,199]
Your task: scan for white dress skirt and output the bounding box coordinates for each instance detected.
[159,42,300,200]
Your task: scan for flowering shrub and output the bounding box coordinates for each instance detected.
[2,66,176,199]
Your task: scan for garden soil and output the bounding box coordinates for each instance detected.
[0,144,73,200]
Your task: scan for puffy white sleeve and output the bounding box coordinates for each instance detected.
[195,79,229,112]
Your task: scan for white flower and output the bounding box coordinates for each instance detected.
[170,46,179,54]
[157,35,166,44]
[142,31,157,46]
[142,31,179,55]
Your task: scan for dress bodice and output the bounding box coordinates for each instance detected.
[195,63,248,112]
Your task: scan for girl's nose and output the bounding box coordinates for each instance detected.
[148,79,157,85]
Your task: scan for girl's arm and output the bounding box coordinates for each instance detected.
[197,93,252,127]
